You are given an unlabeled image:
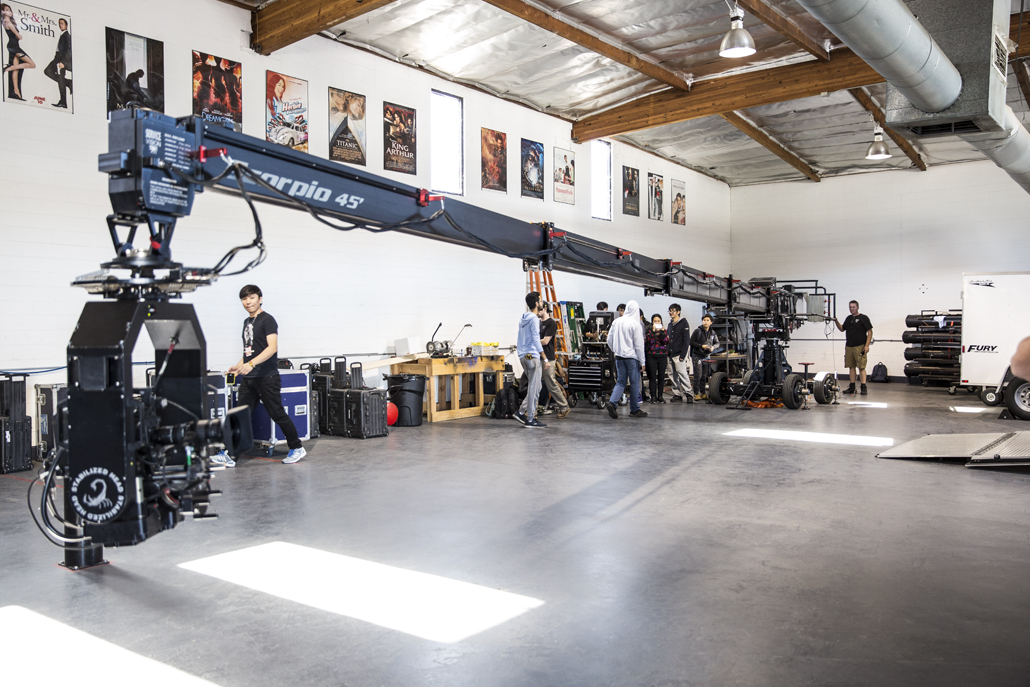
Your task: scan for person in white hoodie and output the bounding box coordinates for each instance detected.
[514,291,548,428]
[605,300,648,419]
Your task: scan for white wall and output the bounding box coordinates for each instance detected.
[730,161,1030,378]
[0,0,730,394]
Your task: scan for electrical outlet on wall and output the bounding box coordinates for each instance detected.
[919,283,928,295]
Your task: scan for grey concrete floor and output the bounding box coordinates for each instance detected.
[2,384,1029,686]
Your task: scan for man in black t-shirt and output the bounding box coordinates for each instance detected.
[666,303,693,402]
[213,284,306,466]
[584,301,608,341]
[833,299,873,395]
[538,303,570,418]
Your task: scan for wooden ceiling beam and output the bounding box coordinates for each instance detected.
[573,49,881,142]
[720,111,821,181]
[847,87,927,171]
[479,0,690,91]
[1012,12,1030,60]
[735,0,829,61]
[252,0,400,55]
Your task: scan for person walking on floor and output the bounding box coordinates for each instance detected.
[605,300,647,419]
[213,285,306,466]
[833,300,873,395]
[538,302,571,418]
[514,291,548,428]
[690,314,718,401]
[667,303,693,403]
[646,314,670,404]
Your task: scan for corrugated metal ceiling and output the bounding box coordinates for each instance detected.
[243,0,1030,186]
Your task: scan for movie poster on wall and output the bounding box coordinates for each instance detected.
[192,51,241,131]
[106,28,163,114]
[328,87,366,165]
[554,147,575,205]
[622,166,639,216]
[481,128,507,192]
[384,101,416,175]
[265,70,308,152]
[521,139,544,200]
[671,179,686,225]
[647,172,664,221]
[1,3,73,111]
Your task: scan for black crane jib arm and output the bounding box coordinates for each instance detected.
[98,109,767,312]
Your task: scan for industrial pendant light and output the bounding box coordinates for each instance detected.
[719,1,756,58]
[865,125,893,160]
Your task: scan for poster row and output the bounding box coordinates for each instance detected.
[1,3,685,219]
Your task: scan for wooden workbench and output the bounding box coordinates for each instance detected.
[390,355,506,423]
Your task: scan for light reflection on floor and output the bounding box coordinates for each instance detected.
[724,428,895,447]
[180,541,544,643]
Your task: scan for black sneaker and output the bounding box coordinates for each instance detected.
[630,409,649,418]
[525,419,547,428]
[605,402,619,419]
[669,396,683,403]
[658,397,666,404]
[513,412,528,425]
[860,384,868,395]
[845,384,856,395]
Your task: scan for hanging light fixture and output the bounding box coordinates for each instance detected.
[719,1,756,58]
[865,125,893,160]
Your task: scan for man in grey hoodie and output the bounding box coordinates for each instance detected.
[514,291,548,428]
[605,300,648,419]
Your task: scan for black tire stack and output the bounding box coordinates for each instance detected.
[902,310,962,386]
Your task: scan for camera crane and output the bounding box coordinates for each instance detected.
[39,108,826,568]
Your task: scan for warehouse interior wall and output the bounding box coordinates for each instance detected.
[0,0,729,393]
[6,0,1030,397]
[730,160,1030,378]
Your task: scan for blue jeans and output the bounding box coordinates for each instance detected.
[609,356,641,413]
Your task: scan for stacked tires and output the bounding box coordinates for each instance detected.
[902,311,961,387]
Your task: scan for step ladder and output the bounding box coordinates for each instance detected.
[526,267,569,360]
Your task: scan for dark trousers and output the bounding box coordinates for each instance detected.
[692,355,707,396]
[237,374,302,449]
[45,59,70,104]
[645,354,668,400]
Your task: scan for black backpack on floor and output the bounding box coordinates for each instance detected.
[869,362,890,383]
[491,385,513,418]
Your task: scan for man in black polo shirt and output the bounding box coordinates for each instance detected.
[834,300,873,395]
[213,284,306,466]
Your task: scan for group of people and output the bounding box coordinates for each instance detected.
[513,295,725,425]
[514,295,877,425]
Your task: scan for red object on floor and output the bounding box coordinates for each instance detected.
[387,401,399,426]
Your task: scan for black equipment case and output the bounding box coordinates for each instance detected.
[1,417,32,474]
[344,388,389,439]
[34,383,68,461]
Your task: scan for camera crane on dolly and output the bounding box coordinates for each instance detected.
[34,109,834,568]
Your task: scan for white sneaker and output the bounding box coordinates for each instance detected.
[210,450,235,468]
[283,447,306,464]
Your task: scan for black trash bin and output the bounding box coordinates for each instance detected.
[385,373,427,427]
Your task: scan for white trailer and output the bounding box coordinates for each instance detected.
[961,272,1030,418]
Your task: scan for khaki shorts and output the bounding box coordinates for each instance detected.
[844,345,867,369]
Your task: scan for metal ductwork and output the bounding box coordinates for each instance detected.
[960,105,1030,193]
[799,0,1030,196]
[794,0,962,113]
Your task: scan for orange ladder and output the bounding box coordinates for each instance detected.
[526,267,568,369]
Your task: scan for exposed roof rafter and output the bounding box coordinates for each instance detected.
[1013,59,1030,112]
[719,111,821,182]
[478,0,691,91]
[572,49,881,142]
[252,0,400,55]
[847,88,927,171]
[735,0,829,61]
